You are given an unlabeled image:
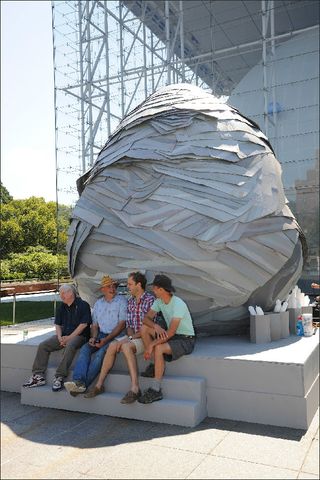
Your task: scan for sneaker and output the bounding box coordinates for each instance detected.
[64,380,86,394]
[84,385,105,398]
[23,374,46,388]
[120,389,141,404]
[141,363,155,378]
[52,376,64,392]
[138,387,163,404]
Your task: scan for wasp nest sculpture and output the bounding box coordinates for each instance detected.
[67,84,306,334]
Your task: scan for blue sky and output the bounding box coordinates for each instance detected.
[1,1,56,202]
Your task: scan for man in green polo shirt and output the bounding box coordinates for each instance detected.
[139,274,195,403]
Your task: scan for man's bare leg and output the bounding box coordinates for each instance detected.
[95,341,118,389]
[121,342,139,393]
[154,343,172,381]
[140,324,155,351]
[138,343,172,403]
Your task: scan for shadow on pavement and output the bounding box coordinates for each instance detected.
[1,390,307,452]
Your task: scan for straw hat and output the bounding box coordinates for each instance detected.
[100,275,118,288]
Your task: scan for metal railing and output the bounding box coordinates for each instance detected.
[0,288,59,324]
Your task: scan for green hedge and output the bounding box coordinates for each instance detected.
[1,247,69,281]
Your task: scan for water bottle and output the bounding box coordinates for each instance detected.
[302,313,313,337]
[296,316,304,336]
[23,329,28,341]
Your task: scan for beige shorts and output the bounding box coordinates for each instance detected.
[120,336,145,355]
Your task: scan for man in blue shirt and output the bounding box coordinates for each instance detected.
[23,284,92,392]
[64,275,127,395]
[139,274,195,403]
[84,271,154,402]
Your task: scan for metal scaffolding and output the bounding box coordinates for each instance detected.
[52,1,318,202]
[52,0,319,280]
[52,1,212,206]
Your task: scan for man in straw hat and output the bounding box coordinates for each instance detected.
[64,275,127,395]
[138,274,196,404]
[84,271,155,402]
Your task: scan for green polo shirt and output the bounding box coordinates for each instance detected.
[151,295,195,336]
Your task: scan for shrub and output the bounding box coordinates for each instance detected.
[1,248,69,281]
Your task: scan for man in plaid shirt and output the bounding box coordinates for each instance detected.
[84,272,154,403]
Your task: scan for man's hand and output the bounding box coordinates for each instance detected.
[94,339,105,349]
[154,323,168,340]
[60,335,70,346]
[88,337,97,346]
[144,344,154,361]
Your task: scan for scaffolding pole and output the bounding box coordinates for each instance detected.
[165,0,171,85]
[262,0,269,137]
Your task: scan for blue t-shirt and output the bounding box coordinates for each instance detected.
[151,295,195,336]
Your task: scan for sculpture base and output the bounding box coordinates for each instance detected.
[1,326,318,429]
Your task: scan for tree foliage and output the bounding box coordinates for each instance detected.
[0,197,71,258]
[1,247,69,281]
[0,182,13,204]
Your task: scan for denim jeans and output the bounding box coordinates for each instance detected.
[72,332,111,387]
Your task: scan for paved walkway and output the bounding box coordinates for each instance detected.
[1,292,58,303]
[1,391,318,479]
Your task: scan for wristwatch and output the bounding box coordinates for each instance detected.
[128,336,133,341]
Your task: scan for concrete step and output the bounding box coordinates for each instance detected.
[21,382,207,427]
[19,366,206,401]
[105,372,205,402]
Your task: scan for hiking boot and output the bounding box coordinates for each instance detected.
[138,388,163,404]
[52,376,64,392]
[23,374,46,388]
[120,389,141,404]
[141,363,155,378]
[64,381,86,394]
[70,390,81,397]
[84,385,105,398]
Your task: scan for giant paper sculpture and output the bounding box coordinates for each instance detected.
[67,84,306,334]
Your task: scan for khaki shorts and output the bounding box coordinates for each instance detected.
[120,336,145,355]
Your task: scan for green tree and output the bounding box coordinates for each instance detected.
[0,182,13,204]
[0,197,72,258]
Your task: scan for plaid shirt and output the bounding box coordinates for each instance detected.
[126,292,155,333]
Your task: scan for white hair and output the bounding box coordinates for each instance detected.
[59,284,77,296]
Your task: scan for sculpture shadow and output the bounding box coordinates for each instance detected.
[1,390,309,456]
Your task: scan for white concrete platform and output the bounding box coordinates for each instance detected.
[1,326,319,429]
[21,372,207,427]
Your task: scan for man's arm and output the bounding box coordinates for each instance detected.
[150,318,180,347]
[55,324,63,343]
[143,308,168,339]
[144,318,181,360]
[61,323,88,345]
[142,309,157,328]
[88,323,100,346]
[95,320,126,348]
[68,323,88,339]
[127,327,135,337]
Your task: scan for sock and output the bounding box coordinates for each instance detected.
[151,379,161,392]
